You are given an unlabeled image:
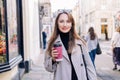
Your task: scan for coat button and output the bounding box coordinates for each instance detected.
[81,64,83,66]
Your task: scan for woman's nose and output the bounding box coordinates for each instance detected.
[63,22,67,26]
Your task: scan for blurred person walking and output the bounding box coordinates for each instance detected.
[84,27,99,67]
[42,28,47,49]
[111,26,120,71]
[44,11,97,80]
[105,27,109,40]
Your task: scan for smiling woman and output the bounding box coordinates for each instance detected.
[58,13,72,33]
[44,11,97,80]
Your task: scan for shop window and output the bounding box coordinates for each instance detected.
[0,0,7,64]
[101,18,107,22]
[0,0,22,73]
[7,0,18,60]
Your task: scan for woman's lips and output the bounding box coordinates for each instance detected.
[62,27,69,30]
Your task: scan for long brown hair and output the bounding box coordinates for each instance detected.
[116,26,120,33]
[88,27,96,40]
[47,12,83,55]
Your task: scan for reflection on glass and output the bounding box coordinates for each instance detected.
[7,0,18,60]
[0,0,7,64]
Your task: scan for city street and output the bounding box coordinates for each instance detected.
[96,40,120,80]
[1,0,120,79]
[22,40,120,80]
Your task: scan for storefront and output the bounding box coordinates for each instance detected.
[0,0,24,80]
[0,0,40,79]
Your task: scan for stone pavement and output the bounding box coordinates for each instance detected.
[99,40,112,56]
[22,50,53,80]
[96,40,120,80]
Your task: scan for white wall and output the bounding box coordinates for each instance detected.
[22,0,40,64]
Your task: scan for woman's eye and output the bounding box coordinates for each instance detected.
[59,20,71,23]
[59,20,64,23]
[67,20,71,23]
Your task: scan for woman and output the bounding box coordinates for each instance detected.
[111,26,120,71]
[42,28,47,49]
[84,27,98,66]
[44,11,97,80]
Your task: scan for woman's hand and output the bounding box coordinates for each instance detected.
[51,47,58,61]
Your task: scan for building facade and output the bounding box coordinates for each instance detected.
[79,0,120,40]
[0,0,40,80]
[72,2,81,35]
[39,0,52,47]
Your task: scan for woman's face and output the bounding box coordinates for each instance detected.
[58,13,72,33]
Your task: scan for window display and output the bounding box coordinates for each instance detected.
[0,0,6,64]
[0,0,22,73]
[0,0,19,65]
[7,0,18,60]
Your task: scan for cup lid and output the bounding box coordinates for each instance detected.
[53,41,62,47]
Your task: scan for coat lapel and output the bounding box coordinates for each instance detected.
[55,35,70,62]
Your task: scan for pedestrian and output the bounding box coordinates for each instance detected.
[105,27,109,40]
[42,29,47,49]
[44,11,97,80]
[111,26,120,71]
[84,27,99,67]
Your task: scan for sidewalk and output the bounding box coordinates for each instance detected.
[22,50,53,80]
[22,49,103,80]
[99,40,112,56]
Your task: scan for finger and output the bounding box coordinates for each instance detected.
[52,52,58,57]
[52,48,58,53]
[52,50,58,53]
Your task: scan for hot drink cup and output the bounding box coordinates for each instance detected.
[53,43,62,61]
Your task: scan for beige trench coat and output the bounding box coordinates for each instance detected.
[44,35,97,80]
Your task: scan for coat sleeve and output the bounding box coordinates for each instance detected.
[44,52,57,73]
[84,34,89,42]
[111,32,119,47]
[82,44,97,80]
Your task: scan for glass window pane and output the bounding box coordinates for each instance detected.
[0,0,7,64]
[101,18,107,22]
[7,0,18,60]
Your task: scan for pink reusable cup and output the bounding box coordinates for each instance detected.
[53,42,62,61]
